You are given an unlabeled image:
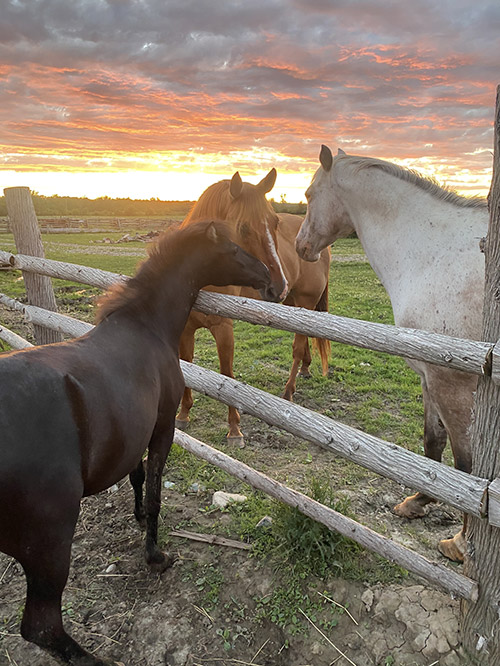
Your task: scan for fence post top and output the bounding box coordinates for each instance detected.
[3,186,31,194]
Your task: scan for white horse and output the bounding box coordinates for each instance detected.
[296,144,488,562]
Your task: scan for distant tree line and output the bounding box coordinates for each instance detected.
[269,199,307,215]
[0,194,193,218]
[0,193,306,218]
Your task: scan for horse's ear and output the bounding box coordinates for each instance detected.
[206,221,218,243]
[230,172,243,199]
[257,168,277,194]
[337,147,346,156]
[319,145,333,172]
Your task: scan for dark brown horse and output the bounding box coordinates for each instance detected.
[0,221,270,666]
[176,169,331,444]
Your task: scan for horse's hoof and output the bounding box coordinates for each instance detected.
[299,368,312,378]
[393,498,426,519]
[175,418,189,431]
[438,532,465,563]
[227,435,245,448]
[148,552,177,573]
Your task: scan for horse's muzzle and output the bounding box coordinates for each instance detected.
[295,238,320,263]
[260,281,288,303]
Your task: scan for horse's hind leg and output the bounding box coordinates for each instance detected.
[299,338,312,378]
[393,380,447,519]
[19,498,110,664]
[22,568,109,665]
[283,333,309,401]
[130,458,146,525]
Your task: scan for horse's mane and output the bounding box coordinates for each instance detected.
[96,220,222,322]
[182,178,276,233]
[182,180,232,225]
[338,154,487,210]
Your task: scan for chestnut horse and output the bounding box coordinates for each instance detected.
[176,169,331,444]
[0,221,270,665]
[296,145,488,562]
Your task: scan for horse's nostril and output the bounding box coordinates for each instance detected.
[264,286,283,303]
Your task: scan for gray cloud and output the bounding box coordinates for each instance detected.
[0,0,497,190]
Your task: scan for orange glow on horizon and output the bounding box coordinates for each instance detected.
[0,150,492,203]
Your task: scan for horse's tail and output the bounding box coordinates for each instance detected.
[312,282,330,376]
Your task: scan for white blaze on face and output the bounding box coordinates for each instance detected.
[265,222,288,300]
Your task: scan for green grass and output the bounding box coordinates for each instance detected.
[330,236,365,256]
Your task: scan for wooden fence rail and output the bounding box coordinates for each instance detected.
[0,249,495,377]
[0,322,33,349]
[0,318,479,602]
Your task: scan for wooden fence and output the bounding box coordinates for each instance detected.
[0,220,494,655]
[0,247,496,597]
[0,296,481,603]
[0,228,498,572]
[0,215,179,234]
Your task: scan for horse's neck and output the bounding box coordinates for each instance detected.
[346,187,419,292]
[150,272,200,343]
[111,268,201,351]
[342,173,485,321]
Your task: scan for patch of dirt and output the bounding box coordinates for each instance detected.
[0,305,35,346]
[94,231,162,244]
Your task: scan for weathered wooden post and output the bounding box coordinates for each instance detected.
[462,85,500,664]
[4,186,63,344]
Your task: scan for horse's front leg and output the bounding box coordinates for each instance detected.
[176,325,196,429]
[436,380,473,563]
[144,422,176,572]
[210,318,244,445]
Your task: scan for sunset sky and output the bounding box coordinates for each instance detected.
[1,0,499,202]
